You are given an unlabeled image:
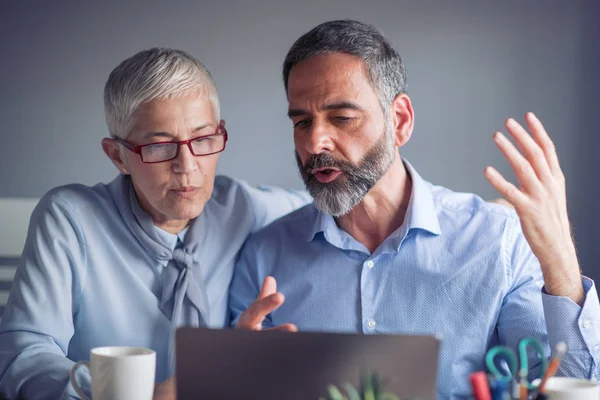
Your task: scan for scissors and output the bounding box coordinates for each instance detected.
[485,337,548,393]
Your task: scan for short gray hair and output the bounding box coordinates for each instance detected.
[104,47,220,139]
[282,20,406,112]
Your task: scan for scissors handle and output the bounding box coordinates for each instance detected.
[485,337,548,390]
[518,337,548,389]
[486,346,517,383]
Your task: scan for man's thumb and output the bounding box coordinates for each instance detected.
[257,276,277,300]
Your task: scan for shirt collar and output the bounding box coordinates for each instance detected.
[402,159,442,236]
[155,224,190,251]
[305,158,442,244]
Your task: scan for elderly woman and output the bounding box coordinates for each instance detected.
[0,48,309,399]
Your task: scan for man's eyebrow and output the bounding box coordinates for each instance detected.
[322,101,364,112]
[288,108,308,119]
[287,101,365,119]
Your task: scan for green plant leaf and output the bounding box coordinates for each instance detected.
[342,383,361,400]
[371,372,382,395]
[327,384,346,400]
[323,371,402,400]
[363,385,376,400]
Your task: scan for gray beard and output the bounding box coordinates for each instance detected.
[296,129,396,217]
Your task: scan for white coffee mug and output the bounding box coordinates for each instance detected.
[543,376,600,400]
[70,346,156,400]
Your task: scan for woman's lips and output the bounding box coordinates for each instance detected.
[170,187,201,199]
[311,167,342,183]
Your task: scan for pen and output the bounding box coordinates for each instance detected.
[535,342,567,398]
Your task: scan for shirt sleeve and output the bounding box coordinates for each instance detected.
[0,192,90,399]
[242,183,311,233]
[496,216,599,382]
[542,276,600,379]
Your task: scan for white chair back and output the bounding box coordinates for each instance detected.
[0,198,39,319]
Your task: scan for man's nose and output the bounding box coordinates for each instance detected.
[304,122,334,155]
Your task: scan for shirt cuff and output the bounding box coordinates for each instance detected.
[542,276,600,353]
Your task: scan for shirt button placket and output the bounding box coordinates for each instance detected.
[361,259,376,333]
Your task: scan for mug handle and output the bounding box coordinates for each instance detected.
[70,361,91,400]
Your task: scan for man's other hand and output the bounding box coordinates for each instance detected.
[235,276,297,332]
[485,112,583,305]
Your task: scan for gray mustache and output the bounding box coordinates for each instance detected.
[303,154,349,175]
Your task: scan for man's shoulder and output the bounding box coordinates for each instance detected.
[427,182,522,246]
[245,203,316,243]
[209,175,310,218]
[430,183,518,223]
[427,184,528,274]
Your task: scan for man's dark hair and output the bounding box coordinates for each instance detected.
[283,19,407,110]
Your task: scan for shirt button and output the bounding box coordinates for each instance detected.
[367,319,376,330]
[594,345,600,352]
[583,320,591,329]
[365,260,374,269]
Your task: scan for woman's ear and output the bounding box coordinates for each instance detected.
[102,138,129,174]
[390,93,414,148]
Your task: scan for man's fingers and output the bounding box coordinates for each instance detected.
[484,166,529,209]
[266,323,298,332]
[492,132,544,195]
[237,277,284,330]
[257,276,277,301]
[505,118,552,183]
[236,292,285,329]
[525,112,562,177]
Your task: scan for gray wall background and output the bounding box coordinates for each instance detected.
[1,1,598,279]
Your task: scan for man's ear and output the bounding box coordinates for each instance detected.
[390,93,414,148]
[101,138,129,174]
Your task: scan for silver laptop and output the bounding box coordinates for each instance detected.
[175,327,440,400]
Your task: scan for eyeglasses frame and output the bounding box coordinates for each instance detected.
[112,123,228,164]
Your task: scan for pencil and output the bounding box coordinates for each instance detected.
[519,380,528,400]
[537,342,567,394]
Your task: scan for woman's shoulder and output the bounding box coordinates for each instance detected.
[36,180,116,217]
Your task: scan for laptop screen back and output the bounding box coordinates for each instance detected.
[176,328,440,400]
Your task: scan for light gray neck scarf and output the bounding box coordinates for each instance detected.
[108,175,210,372]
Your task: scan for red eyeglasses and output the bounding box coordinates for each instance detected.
[113,123,228,163]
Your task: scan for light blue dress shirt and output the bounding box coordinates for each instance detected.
[230,161,600,399]
[0,174,309,400]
